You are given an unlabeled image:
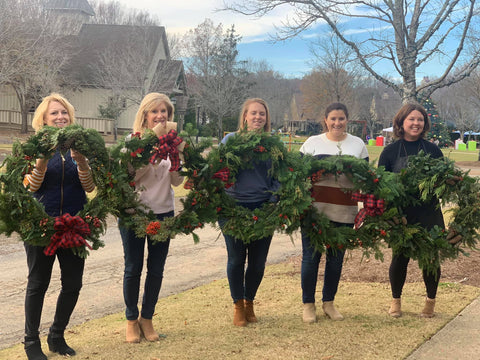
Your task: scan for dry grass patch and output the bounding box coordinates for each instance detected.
[1,263,479,360]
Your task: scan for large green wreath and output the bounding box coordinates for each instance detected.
[0,125,111,258]
[379,153,480,273]
[299,154,402,260]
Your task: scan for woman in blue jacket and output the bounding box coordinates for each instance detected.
[23,93,95,360]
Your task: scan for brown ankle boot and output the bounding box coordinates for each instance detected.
[389,298,402,318]
[233,300,247,326]
[126,319,141,343]
[322,301,344,321]
[244,299,257,323]
[138,316,160,341]
[420,297,436,318]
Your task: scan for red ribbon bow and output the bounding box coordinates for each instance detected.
[44,214,92,256]
[351,192,385,229]
[149,130,183,171]
[212,167,234,188]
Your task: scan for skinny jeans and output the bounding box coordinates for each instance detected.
[24,244,84,340]
[119,211,173,320]
[301,222,351,303]
[219,201,272,303]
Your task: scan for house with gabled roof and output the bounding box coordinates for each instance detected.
[0,0,187,135]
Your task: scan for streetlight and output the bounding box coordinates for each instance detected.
[196,105,201,143]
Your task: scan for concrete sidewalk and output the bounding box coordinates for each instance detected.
[406,296,480,360]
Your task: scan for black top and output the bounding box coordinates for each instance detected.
[378,138,444,229]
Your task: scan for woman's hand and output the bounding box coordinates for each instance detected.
[70,149,89,171]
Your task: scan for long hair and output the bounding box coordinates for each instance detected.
[237,98,271,132]
[31,93,75,132]
[133,93,174,134]
[393,103,430,139]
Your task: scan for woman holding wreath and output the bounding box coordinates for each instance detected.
[219,98,280,326]
[379,103,445,318]
[300,102,369,323]
[23,93,95,360]
[119,93,183,343]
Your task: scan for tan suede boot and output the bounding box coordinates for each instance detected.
[303,303,317,323]
[244,299,258,323]
[322,301,344,320]
[126,319,141,343]
[138,316,160,341]
[233,300,247,326]
[420,297,436,318]
[388,298,402,318]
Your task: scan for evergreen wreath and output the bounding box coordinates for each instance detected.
[0,125,111,258]
[107,127,195,243]
[299,154,402,260]
[180,130,313,243]
[379,152,480,274]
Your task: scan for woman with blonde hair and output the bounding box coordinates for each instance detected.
[219,98,278,326]
[120,92,183,343]
[23,93,95,360]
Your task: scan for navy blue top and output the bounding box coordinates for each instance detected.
[221,132,280,203]
[34,150,87,217]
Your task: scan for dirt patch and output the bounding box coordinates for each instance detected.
[288,246,480,287]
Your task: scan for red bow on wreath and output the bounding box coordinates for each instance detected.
[351,192,385,229]
[149,130,183,171]
[212,167,234,188]
[44,214,92,256]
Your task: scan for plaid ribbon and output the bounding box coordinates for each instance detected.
[149,130,183,171]
[212,167,234,188]
[351,192,385,229]
[44,213,92,256]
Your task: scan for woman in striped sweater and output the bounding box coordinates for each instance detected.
[299,102,369,323]
[23,93,95,360]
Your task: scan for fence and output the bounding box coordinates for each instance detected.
[0,110,114,134]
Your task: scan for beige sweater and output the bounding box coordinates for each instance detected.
[135,157,183,214]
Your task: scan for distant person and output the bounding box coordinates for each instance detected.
[119,93,183,343]
[378,103,445,318]
[23,93,95,360]
[219,98,280,326]
[299,102,369,323]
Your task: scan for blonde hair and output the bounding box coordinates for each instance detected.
[133,93,174,134]
[237,98,271,133]
[31,93,75,132]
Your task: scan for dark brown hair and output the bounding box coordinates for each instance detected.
[393,103,430,139]
[322,102,349,132]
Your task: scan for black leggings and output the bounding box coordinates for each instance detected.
[389,253,440,299]
[24,244,85,340]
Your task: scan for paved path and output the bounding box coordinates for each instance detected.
[406,296,480,360]
[0,224,301,350]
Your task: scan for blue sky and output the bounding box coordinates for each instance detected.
[115,0,323,78]
[117,0,454,80]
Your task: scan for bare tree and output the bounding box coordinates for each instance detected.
[183,20,250,138]
[223,0,480,103]
[89,0,159,26]
[0,0,73,133]
[243,60,297,130]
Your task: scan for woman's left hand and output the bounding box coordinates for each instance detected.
[71,149,89,171]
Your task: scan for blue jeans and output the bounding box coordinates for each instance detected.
[119,211,173,320]
[24,244,84,340]
[219,201,273,303]
[301,222,351,303]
